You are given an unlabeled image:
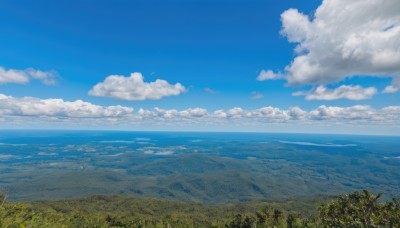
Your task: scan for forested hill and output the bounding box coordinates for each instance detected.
[0,190,399,227]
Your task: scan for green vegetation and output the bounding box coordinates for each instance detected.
[319,190,400,227]
[1,190,399,227]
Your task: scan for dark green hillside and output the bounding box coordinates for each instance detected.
[1,190,399,227]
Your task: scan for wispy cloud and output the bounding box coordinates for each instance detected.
[383,77,400,93]
[250,92,264,99]
[204,88,219,94]
[256,70,283,81]
[0,66,57,85]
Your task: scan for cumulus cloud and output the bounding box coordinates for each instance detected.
[383,77,400,93]
[136,105,400,126]
[260,0,400,88]
[0,93,399,130]
[308,105,392,124]
[293,85,378,100]
[89,72,186,100]
[256,70,283,81]
[0,94,133,118]
[0,66,57,85]
[138,107,207,120]
[250,92,264,99]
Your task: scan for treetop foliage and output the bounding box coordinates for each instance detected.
[0,190,399,227]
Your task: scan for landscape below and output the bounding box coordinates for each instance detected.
[0,131,399,226]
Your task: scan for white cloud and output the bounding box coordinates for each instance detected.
[288,106,307,120]
[0,93,399,132]
[293,85,377,100]
[383,86,398,93]
[245,106,291,122]
[213,109,227,118]
[261,0,400,87]
[0,66,57,85]
[308,105,387,124]
[0,94,133,118]
[383,77,400,93]
[250,92,264,99]
[137,107,207,120]
[137,105,400,126]
[256,70,283,81]
[89,72,186,100]
[226,107,246,119]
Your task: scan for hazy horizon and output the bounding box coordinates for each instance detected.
[0,129,400,137]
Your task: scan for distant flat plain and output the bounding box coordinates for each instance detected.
[0,130,399,204]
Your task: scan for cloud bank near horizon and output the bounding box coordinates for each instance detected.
[0,94,133,118]
[0,94,399,133]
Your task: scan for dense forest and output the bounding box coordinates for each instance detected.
[0,190,399,227]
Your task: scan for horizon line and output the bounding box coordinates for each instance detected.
[0,128,399,137]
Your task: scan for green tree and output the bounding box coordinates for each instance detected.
[319,190,400,227]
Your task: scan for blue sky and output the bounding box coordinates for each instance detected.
[0,0,399,134]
